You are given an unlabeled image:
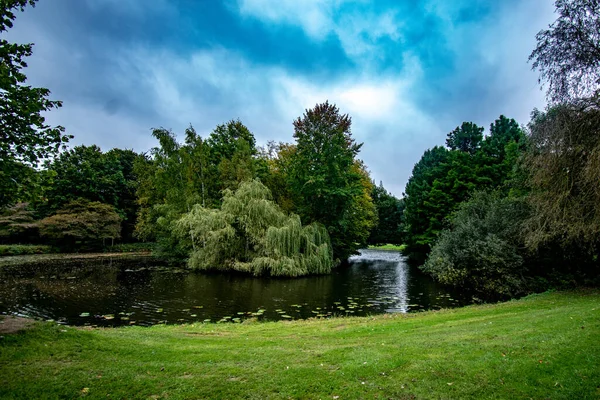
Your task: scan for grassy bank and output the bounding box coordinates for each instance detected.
[0,251,158,268]
[1,291,598,399]
[368,243,406,251]
[0,244,58,256]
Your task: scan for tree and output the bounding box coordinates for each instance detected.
[423,192,532,298]
[42,145,142,241]
[404,117,526,259]
[0,202,37,243]
[255,141,295,213]
[0,0,71,207]
[368,182,405,245]
[529,0,600,103]
[445,122,483,154]
[175,180,333,277]
[403,145,451,255]
[524,100,600,251]
[288,101,375,260]
[39,199,121,249]
[134,122,261,257]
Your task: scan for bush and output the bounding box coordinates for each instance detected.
[39,199,121,250]
[0,244,56,256]
[0,203,39,244]
[104,242,156,253]
[422,192,531,298]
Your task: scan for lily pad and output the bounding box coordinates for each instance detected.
[79,312,90,317]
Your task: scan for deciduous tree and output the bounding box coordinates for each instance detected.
[0,0,71,207]
[288,101,375,260]
[529,0,600,103]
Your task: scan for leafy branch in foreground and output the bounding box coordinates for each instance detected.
[0,0,71,207]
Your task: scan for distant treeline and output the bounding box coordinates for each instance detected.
[0,102,404,278]
[0,0,598,295]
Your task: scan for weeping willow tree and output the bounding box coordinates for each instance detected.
[175,180,333,277]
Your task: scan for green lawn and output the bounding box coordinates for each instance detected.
[367,243,407,251]
[1,290,599,399]
[0,244,57,256]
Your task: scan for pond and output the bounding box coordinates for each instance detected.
[0,249,470,327]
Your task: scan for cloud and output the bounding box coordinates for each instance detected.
[236,0,403,61]
[4,0,557,197]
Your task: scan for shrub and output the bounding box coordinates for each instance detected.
[0,244,56,256]
[39,199,121,249]
[0,203,39,243]
[422,192,531,297]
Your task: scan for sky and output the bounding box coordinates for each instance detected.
[5,0,557,197]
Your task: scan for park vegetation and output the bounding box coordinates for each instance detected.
[0,0,598,296]
[1,290,598,399]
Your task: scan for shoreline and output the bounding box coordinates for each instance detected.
[1,290,597,398]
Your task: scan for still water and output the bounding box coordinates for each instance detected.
[0,250,469,326]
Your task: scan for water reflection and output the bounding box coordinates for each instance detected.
[0,250,469,326]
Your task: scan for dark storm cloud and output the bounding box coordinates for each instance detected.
[3,0,556,196]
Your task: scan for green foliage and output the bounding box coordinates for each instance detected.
[134,122,261,251]
[529,0,600,103]
[257,141,295,213]
[445,122,483,154]
[217,137,256,191]
[42,145,142,241]
[0,0,72,208]
[134,127,205,245]
[0,244,55,256]
[0,202,38,243]
[403,145,451,254]
[404,116,526,257]
[175,180,333,277]
[524,99,600,253]
[39,199,122,249]
[423,192,531,297]
[288,101,376,260]
[368,182,404,245]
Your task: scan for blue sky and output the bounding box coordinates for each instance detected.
[6,0,556,196]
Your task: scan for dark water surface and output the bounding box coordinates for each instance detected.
[0,249,470,326]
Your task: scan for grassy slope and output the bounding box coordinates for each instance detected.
[367,244,407,251]
[1,291,598,399]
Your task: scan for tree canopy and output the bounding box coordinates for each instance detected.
[404,116,525,257]
[175,179,333,277]
[524,99,600,250]
[0,0,71,207]
[288,101,376,260]
[529,0,600,103]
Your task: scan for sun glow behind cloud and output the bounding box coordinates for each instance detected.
[5,0,557,196]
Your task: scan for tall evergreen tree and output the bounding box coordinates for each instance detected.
[288,101,375,260]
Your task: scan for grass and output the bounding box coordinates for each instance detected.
[368,243,407,251]
[0,244,58,256]
[0,251,158,268]
[1,290,599,399]
[104,242,156,253]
